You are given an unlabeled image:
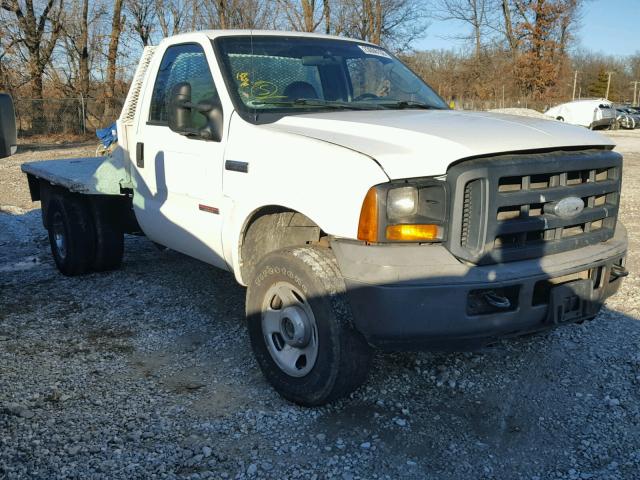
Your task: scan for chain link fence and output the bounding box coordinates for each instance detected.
[13,97,125,139]
[12,96,557,139]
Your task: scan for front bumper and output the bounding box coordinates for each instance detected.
[332,224,628,351]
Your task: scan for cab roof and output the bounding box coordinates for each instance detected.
[159,29,378,47]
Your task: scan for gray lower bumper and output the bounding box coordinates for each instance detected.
[332,224,628,351]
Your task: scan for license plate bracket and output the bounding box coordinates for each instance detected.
[546,279,594,324]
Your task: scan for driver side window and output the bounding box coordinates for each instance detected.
[149,43,219,129]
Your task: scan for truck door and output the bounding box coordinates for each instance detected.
[133,42,227,268]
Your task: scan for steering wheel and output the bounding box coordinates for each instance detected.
[354,93,379,101]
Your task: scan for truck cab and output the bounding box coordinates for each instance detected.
[20,31,628,406]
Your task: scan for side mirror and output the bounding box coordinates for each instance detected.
[168,82,193,133]
[167,82,223,142]
[0,93,17,158]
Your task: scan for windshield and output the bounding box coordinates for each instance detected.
[213,36,448,117]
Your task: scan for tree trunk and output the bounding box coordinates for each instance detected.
[301,0,315,32]
[502,0,518,54]
[156,0,170,37]
[29,62,45,133]
[373,0,382,44]
[217,0,227,29]
[79,0,90,98]
[323,0,330,34]
[106,0,124,121]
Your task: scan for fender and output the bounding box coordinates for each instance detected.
[221,114,389,284]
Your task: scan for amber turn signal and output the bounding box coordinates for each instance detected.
[386,224,440,241]
[357,187,379,242]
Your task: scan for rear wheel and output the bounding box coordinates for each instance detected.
[47,194,95,276]
[246,247,372,406]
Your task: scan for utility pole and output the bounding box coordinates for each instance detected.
[605,71,615,100]
[572,70,580,101]
[632,81,640,106]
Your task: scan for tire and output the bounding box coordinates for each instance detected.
[246,246,372,406]
[556,116,564,122]
[90,201,124,271]
[47,193,96,276]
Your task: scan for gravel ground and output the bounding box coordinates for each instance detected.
[2,133,640,480]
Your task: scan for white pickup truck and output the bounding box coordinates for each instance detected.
[20,31,628,406]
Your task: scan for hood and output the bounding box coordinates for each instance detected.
[263,110,615,180]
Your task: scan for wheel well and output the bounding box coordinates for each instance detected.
[239,207,324,282]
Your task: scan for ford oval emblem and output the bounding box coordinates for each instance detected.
[551,196,585,219]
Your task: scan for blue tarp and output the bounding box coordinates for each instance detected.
[96,122,117,148]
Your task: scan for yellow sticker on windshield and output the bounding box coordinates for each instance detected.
[236,72,250,87]
[251,81,278,99]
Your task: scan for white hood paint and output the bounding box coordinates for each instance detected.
[264,110,615,180]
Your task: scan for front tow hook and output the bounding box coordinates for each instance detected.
[610,264,629,280]
[483,290,512,309]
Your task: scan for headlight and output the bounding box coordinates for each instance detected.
[387,187,418,220]
[357,178,449,243]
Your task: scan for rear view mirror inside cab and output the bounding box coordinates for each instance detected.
[301,55,340,66]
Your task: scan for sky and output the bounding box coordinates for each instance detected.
[415,0,640,56]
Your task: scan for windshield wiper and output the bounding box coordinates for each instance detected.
[251,98,382,110]
[379,100,444,110]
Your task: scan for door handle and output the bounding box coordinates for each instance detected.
[225,160,248,173]
[136,142,144,168]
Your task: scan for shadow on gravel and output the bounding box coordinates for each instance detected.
[312,304,640,476]
[2,196,637,478]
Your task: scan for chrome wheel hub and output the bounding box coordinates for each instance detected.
[51,212,67,259]
[261,282,318,377]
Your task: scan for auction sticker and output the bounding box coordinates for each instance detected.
[358,45,391,59]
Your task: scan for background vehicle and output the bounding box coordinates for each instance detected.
[615,106,640,129]
[15,31,628,406]
[545,99,616,129]
[0,93,17,158]
[615,108,636,129]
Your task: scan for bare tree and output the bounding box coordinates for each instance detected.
[500,0,518,53]
[127,0,155,46]
[154,0,186,37]
[432,0,489,58]
[0,0,64,100]
[61,0,105,97]
[0,0,65,132]
[201,0,274,29]
[322,0,330,33]
[105,0,124,120]
[277,0,324,32]
[340,0,429,49]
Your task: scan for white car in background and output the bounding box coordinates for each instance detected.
[545,99,616,130]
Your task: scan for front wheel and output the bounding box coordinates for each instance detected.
[246,247,372,406]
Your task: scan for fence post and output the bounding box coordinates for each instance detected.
[80,94,86,135]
